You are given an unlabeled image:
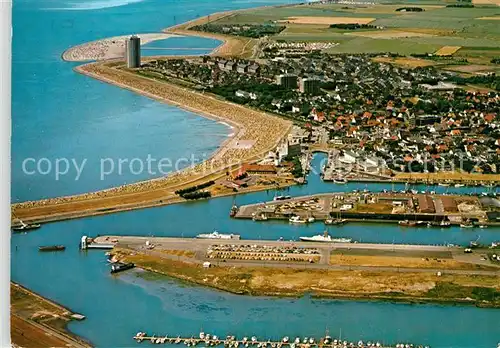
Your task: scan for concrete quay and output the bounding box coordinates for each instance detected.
[95,236,500,276]
[233,192,492,225]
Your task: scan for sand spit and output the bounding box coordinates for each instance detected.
[62,33,176,62]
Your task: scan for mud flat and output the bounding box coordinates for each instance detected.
[62,33,175,62]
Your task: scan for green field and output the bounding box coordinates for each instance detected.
[210,2,500,56]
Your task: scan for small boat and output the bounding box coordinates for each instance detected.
[12,220,41,232]
[38,245,65,252]
[398,220,416,227]
[325,218,347,225]
[454,184,465,188]
[229,205,239,217]
[333,177,348,184]
[438,183,450,187]
[196,231,240,240]
[479,225,488,229]
[110,262,135,274]
[307,216,315,223]
[289,216,307,224]
[427,220,451,228]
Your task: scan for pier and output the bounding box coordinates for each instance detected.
[133,332,428,348]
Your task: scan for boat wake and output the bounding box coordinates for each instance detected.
[49,0,146,11]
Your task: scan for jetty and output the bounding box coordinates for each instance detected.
[133,332,428,348]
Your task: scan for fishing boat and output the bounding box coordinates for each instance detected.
[398,220,416,227]
[38,245,65,252]
[196,231,240,240]
[12,220,41,232]
[300,231,352,243]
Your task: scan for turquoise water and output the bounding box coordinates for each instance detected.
[11,0,500,346]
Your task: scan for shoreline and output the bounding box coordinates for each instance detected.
[12,60,292,222]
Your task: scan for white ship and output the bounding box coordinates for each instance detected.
[196,231,240,240]
[300,231,352,243]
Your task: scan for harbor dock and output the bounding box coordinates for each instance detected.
[95,235,500,275]
[132,332,428,348]
[232,192,498,226]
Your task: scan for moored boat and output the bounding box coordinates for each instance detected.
[38,245,65,252]
[324,218,347,225]
[229,205,239,217]
[273,195,291,201]
[398,220,416,227]
[110,262,135,274]
[333,177,348,184]
[12,220,41,232]
[289,216,307,224]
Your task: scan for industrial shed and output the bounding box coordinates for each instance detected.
[417,195,435,213]
[440,196,458,212]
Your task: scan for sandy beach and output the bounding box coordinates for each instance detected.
[12,60,291,219]
[62,33,176,62]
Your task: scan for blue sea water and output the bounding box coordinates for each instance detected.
[10,0,500,346]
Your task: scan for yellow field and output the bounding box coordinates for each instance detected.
[281,16,375,25]
[373,56,436,68]
[473,0,500,5]
[477,16,500,20]
[435,46,461,56]
[347,30,434,39]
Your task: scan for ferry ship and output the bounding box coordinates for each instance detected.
[300,231,352,243]
[38,245,65,252]
[196,231,240,240]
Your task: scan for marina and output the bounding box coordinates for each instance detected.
[233,191,500,227]
[133,332,429,348]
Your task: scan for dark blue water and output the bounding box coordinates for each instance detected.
[11,0,500,346]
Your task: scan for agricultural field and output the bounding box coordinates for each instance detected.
[208,2,500,57]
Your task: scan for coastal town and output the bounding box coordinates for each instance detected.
[138,53,500,181]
